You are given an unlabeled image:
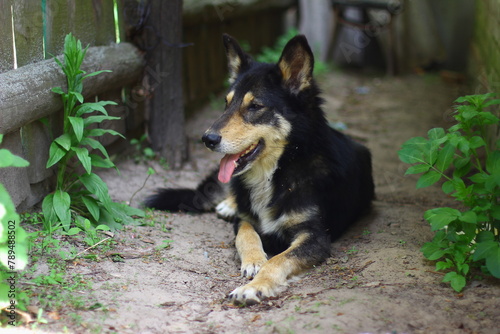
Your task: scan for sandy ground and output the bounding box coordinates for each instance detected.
[23,71,500,333]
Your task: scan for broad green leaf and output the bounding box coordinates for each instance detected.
[86,128,125,139]
[469,172,489,184]
[476,231,495,242]
[83,115,120,127]
[402,136,428,148]
[483,98,500,107]
[54,133,72,151]
[71,147,92,174]
[95,224,111,231]
[0,149,29,168]
[436,260,453,271]
[459,211,477,224]
[404,164,431,175]
[68,116,84,142]
[453,159,471,179]
[90,154,115,169]
[82,196,100,222]
[491,205,500,220]
[457,137,470,155]
[435,143,455,172]
[398,147,425,164]
[442,272,466,292]
[442,180,455,194]
[469,136,485,149]
[479,111,500,125]
[423,142,438,166]
[485,246,500,278]
[46,141,67,168]
[473,240,498,261]
[116,202,145,218]
[416,170,441,189]
[74,101,116,117]
[42,193,57,227]
[83,70,112,79]
[51,86,65,95]
[421,242,444,260]
[486,151,500,175]
[64,227,82,236]
[79,174,113,211]
[428,128,445,140]
[72,91,84,103]
[80,137,110,158]
[424,207,461,231]
[53,190,71,231]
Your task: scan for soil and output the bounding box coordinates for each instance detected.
[18,71,500,333]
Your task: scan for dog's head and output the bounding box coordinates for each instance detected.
[202,34,315,183]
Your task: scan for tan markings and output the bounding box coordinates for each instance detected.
[228,57,241,83]
[220,112,249,149]
[242,91,254,107]
[253,232,309,283]
[226,90,235,105]
[229,233,310,303]
[260,207,319,235]
[236,221,268,278]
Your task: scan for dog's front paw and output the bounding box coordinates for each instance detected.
[228,281,277,306]
[216,197,237,218]
[240,258,267,279]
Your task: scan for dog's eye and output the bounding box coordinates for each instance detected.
[248,103,263,111]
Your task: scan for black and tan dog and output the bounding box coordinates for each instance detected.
[145,34,374,305]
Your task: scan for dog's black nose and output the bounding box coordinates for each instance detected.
[202,133,222,149]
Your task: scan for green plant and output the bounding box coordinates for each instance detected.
[64,219,111,247]
[398,93,500,292]
[130,134,156,164]
[0,134,30,311]
[43,33,143,233]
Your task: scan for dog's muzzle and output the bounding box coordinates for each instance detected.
[202,132,222,150]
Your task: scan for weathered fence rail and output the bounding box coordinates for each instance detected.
[0,43,143,135]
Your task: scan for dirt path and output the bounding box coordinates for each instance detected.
[40,72,500,333]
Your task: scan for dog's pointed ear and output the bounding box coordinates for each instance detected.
[278,35,314,94]
[223,34,251,84]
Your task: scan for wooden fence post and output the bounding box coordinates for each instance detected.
[145,0,187,169]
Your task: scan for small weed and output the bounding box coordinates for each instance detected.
[346,247,359,255]
[130,134,156,164]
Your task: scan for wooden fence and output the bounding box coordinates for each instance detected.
[0,0,294,211]
[0,0,142,211]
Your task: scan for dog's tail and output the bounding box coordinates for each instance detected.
[144,169,227,213]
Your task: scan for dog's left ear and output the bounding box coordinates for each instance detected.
[223,34,252,84]
[278,35,314,95]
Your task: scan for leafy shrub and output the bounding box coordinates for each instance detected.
[398,93,500,292]
[0,134,29,309]
[43,33,143,233]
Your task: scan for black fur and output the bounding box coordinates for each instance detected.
[144,34,374,303]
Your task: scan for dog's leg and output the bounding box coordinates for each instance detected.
[235,221,268,279]
[229,229,330,305]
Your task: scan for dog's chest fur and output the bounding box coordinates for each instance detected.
[237,162,284,235]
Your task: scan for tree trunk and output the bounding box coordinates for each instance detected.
[145,0,188,170]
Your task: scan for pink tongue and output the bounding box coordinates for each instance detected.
[218,153,240,183]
